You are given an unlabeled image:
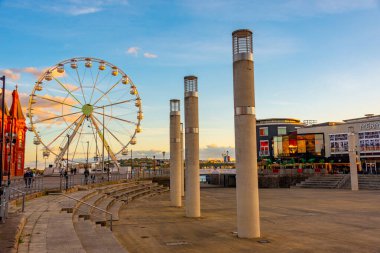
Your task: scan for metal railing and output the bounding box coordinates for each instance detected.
[50,193,113,231]
[0,169,169,224]
[337,174,351,189]
[9,187,25,212]
[2,176,44,200]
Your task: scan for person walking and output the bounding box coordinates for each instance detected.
[23,170,29,188]
[84,169,89,185]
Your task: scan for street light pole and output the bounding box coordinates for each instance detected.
[7,117,14,186]
[66,134,69,190]
[66,134,69,172]
[86,141,89,171]
[153,155,156,176]
[0,75,6,189]
[102,107,105,173]
[107,145,110,181]
[130,149,133,177]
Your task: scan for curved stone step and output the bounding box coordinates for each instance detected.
[75,194,106,219]
[19,196,86,253]
[90,196,116,224]
[74,219,127,253]
[109,182,156,199]
[60,190,96,213]
[107,200,124,222]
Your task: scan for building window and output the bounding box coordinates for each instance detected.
[278,126,286,136]
[18,154,22,170]
[359,131,380,152]
[260,140,269,156]
[329,134,348,154]
[259,127,268,137]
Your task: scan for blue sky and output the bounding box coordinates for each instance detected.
[0,0,379,166]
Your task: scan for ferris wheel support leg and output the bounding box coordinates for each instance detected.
[54,115,86,166]
[89,115,121,172]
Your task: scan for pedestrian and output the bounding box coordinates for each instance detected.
[23,170,29,188]
[27,170,33,188]
[84,169,89,185]
[64,170,69,190]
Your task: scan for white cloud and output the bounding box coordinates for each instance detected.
[126,47,140,56]
[4,0,129,16]
[143,52,158,59]
[0,69,21,81]
[65,7,102,16]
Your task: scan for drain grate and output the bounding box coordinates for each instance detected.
[257,239,270,244]
[165,241,190,246]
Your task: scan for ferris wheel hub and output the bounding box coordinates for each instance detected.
[82,104,94,116]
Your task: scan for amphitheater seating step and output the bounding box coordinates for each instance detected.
[75,193,106,219]
[18,180,169,253]
[74,218,127,253]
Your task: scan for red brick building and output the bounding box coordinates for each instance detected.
[0,88,26,178]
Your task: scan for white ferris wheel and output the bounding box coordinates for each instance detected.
[27,57,143,171]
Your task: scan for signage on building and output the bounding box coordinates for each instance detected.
[360,122,380,130]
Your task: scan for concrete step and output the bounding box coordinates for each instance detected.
[90,196,115,224]
[100,181,139,194]
[74,219,127,253]
[59,190,96,213]
[75,194,106,219]
[19,197,86,253]
[359,185,380,190]
[109,182,157,199]
[46,211,86,253]
[94,225,128,252]
[119,187,156,203]
[104,181,152,196]
[107,200,124,221]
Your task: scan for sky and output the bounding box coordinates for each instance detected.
[0,0,379,167]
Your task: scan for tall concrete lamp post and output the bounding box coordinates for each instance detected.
[180,123,184,197]
[232,29,260,238]
[170,99,182,207]
[184,76,200,217]
[348,126,359,191]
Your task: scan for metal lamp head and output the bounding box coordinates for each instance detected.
[170,99,180,115]
[232,29,253,62]
[184,76,198,97]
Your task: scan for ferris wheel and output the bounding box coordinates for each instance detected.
[27,57,143,171]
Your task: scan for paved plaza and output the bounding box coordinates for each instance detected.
[114,187,380,253]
